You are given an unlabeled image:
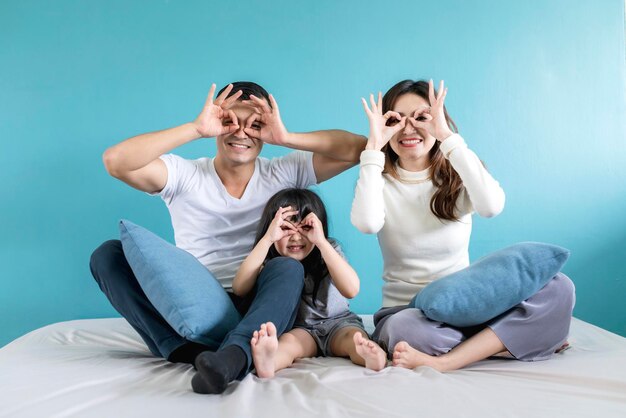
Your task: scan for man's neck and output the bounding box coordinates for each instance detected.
[213,156,256,199]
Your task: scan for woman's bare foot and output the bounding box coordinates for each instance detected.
[251,322,278,378]
[392,341,450,372]
[353,332,387,371]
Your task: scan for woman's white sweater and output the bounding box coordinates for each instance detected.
[351,134,505,307]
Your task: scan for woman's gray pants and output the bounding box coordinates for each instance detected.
[372,273,576,361]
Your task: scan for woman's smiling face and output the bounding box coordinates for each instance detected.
[388,93,436,171]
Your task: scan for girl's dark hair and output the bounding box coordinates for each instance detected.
[217,81,272,108]
[255,188,329,304]
[382,79,462,221]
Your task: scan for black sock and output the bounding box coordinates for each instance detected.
[168,342,212,365]
[191,345,247,394]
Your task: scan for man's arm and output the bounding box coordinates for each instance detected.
[103,84,243,193]
[243,94,366,183]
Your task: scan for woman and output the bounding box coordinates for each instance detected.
[351,79,575,371]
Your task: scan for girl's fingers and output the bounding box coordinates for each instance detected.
[383,111,402,121]
[377,92,383,111]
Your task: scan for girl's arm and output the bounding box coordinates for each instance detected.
[299,213,360,299]
[317,240,360,299]
[351,93,405,234]
[231,237,273,297]
[232,206,299,296]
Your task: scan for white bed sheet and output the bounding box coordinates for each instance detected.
[1,317,625,418]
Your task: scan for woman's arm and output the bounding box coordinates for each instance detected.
[351,93,404,233]
[439,135,505,218]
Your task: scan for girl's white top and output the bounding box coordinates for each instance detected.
[351,134,505,307]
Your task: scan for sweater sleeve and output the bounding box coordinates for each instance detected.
[351,150,386,233]
[439,134,505,218]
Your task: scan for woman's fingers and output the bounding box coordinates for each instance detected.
[361,97,372,114]
[369,93,378,113]
[377,91,383,111]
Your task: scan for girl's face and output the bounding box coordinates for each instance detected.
[273,222,315,261]
[389,93,437,171]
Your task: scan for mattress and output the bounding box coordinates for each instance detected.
[1,317,625,418]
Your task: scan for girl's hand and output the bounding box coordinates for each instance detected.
[361,92,406,151]
[264,206,299,243]
[408,79,453,141]
[242,94,289,145]
[297,213,326,246]
[193,83,244,138]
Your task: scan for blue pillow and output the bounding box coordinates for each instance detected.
[119,219,241,347]
[411,242,570,327]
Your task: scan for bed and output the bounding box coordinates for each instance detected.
[1,316,625,418]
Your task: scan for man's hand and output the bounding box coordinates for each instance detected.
[242,94,289,145]
[193,83,243,138]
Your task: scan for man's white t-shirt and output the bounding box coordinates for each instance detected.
[155,151,317,290]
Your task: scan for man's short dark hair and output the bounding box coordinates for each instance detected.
[217,81,272,108]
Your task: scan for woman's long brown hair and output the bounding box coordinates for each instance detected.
[382,80,463,221]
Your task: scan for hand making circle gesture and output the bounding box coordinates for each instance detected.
[242,94,289,145]
[297,212,326,246]
[264,206,299,243]
[361,92,406,151]
[193,83,243,138]
[408,79,453,142]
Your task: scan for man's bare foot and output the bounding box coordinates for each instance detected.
[353,332,387,371]
[392,341,449,372]
[251,322,278,378]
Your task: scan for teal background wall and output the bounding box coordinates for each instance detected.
[1,0,625,347]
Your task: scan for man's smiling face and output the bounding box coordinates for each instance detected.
[215,102,265,166]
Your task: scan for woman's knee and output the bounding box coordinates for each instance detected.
[377,309,451,355]
[541,272,576,311]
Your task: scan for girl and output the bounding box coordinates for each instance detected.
[232,188,386,377]
[352,79,574,371]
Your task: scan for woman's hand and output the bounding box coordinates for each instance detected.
[297,212,326,246]
[242,94,290,145]
[193,83,243,138]
[408,79,453,142]
[361,92,406,151]
[264,206,299,243]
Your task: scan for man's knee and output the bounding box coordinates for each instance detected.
[89,240,124,286]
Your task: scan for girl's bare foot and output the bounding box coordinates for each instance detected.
[251,322,278,378]
[392,341,449,372]
[353,332,387,371]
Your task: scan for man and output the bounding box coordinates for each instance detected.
[89,82,365,394]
